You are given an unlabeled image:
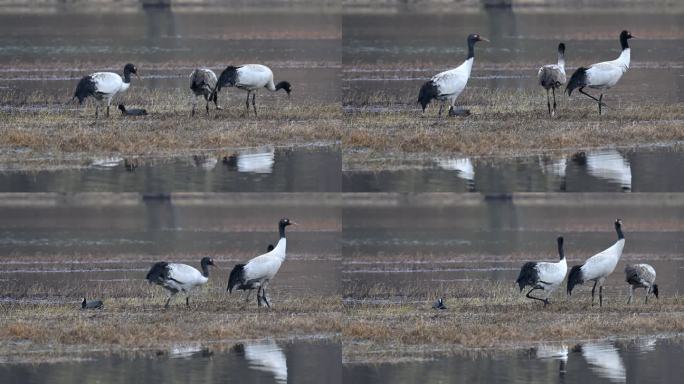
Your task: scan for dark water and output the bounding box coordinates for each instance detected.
[1,339,341,384]
[344,337,683,384]
[343,11,683,104]
[343,146,684,192]
[0,146,341,192]
[343,194,684,296]
[0,194,341,297]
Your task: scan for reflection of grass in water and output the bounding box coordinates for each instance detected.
[0,89,341,162]
[343,279,684,362]
[0,279,341,361]
[343,87,684,159]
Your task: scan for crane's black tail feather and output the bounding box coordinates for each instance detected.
[567,265,584,295]
[516,262,539,292]
[565,67,588,96]
[418,80,439,112]
[227,264,246,293]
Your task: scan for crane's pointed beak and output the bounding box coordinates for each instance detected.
[135,73,141,81]
[290,221,299,226]
[480,37,490,42]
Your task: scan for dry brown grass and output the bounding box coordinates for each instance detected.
[343,280,684,362]
[0,283,341,360]
[0,89,341,163]
[343,88,684,165]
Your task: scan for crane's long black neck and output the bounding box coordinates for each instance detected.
[615,223,624,240]
[467,38,476,60]
[279,222,287,239]
[123,70,132,84]
[558,240,565,260]
[200,260,210,277]
[620,35,630,50]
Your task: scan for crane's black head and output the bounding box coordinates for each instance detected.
[615,218,625,239]
[279,218,294,227]
[124,63,138,75]
[615,218,623,228]
[652,284,659,298]
[558,43,566,54]
[619,30,633,50]
[201,257,215,266]
[275,81,292,95]
[118,104,126,112]
[468,33,489,44]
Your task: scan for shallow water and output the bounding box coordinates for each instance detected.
[344,337,683,384]
[343,194,684,296]
[0,339,341,384]
[0,146,341,192]
[343,146,684,192]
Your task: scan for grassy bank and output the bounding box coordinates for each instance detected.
[0,284,341,362]
[343,88,684,166]
[343,280,684,362]
[0,88,341,164]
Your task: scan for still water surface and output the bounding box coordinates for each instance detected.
[344,337,683,384]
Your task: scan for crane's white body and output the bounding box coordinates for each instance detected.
[579,238,625,283]
[533,257,568,298]
[242,237,287,287]
[585,49,630,90]
[431,58,473,105]
[161,263,209,293]
[234,64,278,91]
[90,72,130,104]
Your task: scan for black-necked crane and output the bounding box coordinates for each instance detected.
[145,257,216,308]
[566,30,633,115]
[213,64,292,117]
[418,33,488,117]
[567,219,625,307]
[625,263,658,304]
[516,236,568,306]
[81,297,103,310]
[227,218,296,308]
[190,68,222,116]
[73,63,140,118]
[538,43,567,116]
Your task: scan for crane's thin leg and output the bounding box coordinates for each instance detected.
[599,285,603,307]
[579,88,607,110]
[526,287,548,304]
[598,94,603,115]
[204,94,210,114]
[106,99,111,118]
[262,287,270,308]
[546,89,551,116]
[245,91,251,111]
[644,287,649,304]
[186,295,190,307]
[192,95,197,116]
[437,101,444,118]
[252,93,257,117]
[627,286,633,304]
[552,87,557,117]
[591,280,597,306]
[256,286,263,307]
[95,104,99,119]
[244,289,252,303]
[165,293,174,309]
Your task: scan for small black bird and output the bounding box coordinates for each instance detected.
[118,104,148,116]
[432,297,447,310]
[82,297,104,310]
